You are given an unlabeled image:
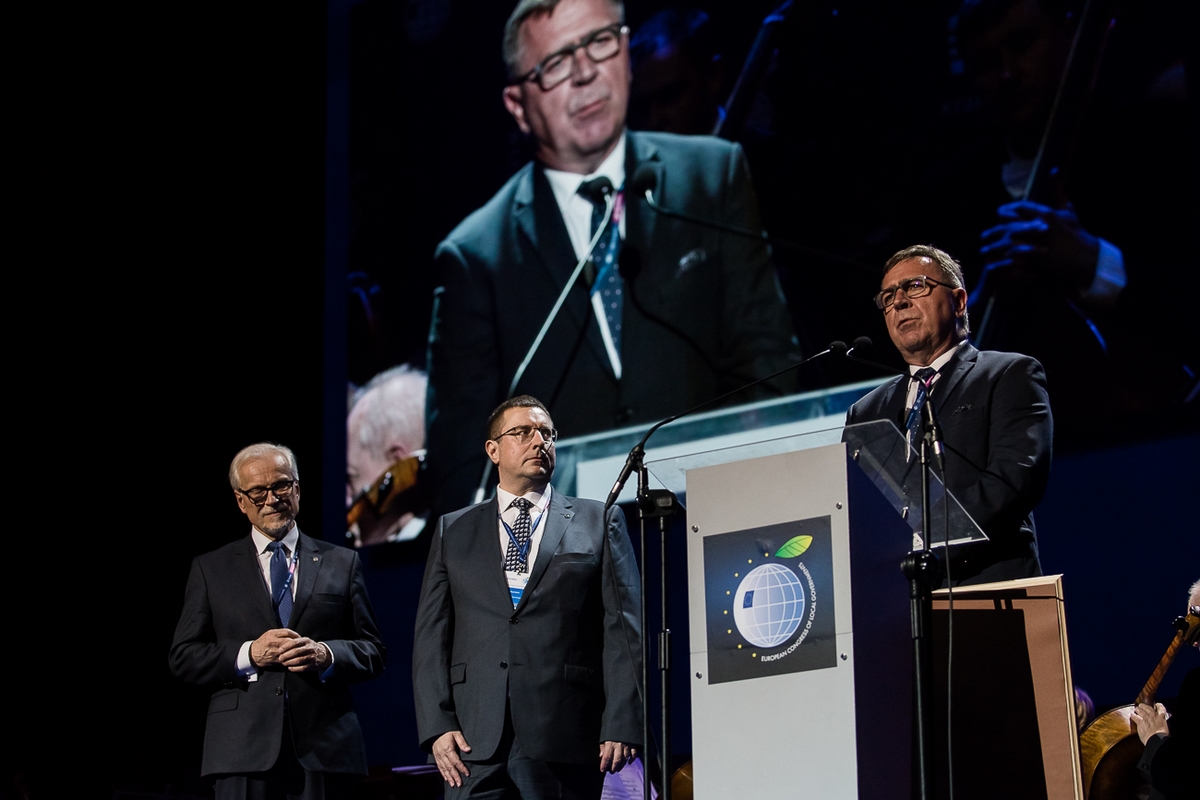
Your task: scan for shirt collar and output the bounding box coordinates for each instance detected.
[496,484,552,515]
[251,523,299,555]
[543,134,627,208]
[909,342,964,377]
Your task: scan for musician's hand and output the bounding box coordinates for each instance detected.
[977,200,1099,295]
[1131,702,1170,744]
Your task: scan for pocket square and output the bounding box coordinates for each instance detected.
[951,403,975,415]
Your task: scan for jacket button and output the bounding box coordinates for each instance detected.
[500,661,508,669]
[275,687,284,696]
[510,617,519,625]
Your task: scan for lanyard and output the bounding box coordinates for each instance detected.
[499,505,546,565]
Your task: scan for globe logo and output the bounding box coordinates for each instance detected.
[733,563,806,648]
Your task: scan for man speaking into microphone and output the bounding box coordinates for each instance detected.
[846,244,1053,585]
[425,0,800,512]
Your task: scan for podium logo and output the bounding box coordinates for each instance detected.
[734,563,804,648]
[703,520,835,684]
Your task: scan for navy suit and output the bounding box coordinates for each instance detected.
[169,531,385,777]
[425,132,800,512]
[846,344,1052,584]
[412,489,642,767]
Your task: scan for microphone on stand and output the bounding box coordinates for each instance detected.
[631,166,868,268]
[471,179,617,505]
[605,340,849,508]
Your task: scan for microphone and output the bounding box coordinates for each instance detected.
[604,340,848,507]
[618,247,764,391]
[631,165,867,267]
[471,182,617,504]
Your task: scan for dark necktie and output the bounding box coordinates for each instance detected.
[905,367,938,448]
[578,177,624,357]
[266,541,293,627]
[504,498,534,574]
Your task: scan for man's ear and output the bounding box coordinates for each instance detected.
[484,438,501,466]
[503,85,531,134]
[952,287,968,317]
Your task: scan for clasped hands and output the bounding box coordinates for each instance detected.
[250,628,331,673]
[432,731,637,788]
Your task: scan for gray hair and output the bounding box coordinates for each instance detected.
[503,0,625,79]
[348,365,428,460]
[883,244,971,339]
[229,442,299,490]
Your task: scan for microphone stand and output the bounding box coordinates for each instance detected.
[470,191,616,504]
[605,343,844,800]
[845,340,943,800]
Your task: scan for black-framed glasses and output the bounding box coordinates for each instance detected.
[237,479,297,506]
[511,23,629,91]
[874,275,948,311]
[494,425,559,445]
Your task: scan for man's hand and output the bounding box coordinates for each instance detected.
[278,637,332,673]
[1131,702,1171,745]
[599,741,636,774]
[432,730,472,787]
[977,200,1099,296]
[249,629,300,667]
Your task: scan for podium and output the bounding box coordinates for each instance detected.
[647,420,988,800]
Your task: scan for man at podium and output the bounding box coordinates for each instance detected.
[847,244,1053,585]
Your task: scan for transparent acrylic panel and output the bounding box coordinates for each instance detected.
[647,419,987,549]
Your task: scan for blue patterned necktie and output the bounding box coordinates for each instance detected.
[504,498,533,574]
[905,367,938,449]
[266,541,293,627]
[578,177,623,357]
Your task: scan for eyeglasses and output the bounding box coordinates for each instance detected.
[494,425,559,445]
[874,275,948,311]
[237,479,297,506]
[511,23,629,91]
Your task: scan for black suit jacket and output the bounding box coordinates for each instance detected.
[412,489,642,765]
[169,531,385,776]
[426,131,800,511]
[846,344,1052,584]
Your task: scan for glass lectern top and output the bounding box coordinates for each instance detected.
[647,419,988,548]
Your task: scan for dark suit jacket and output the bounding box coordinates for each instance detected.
[846,344,1052,584]
[412,489,642,765]
[169,531,385,776]
[426,131,800,512]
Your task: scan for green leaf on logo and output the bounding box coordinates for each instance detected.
[775,535,812,558]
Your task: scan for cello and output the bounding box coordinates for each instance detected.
[1078,605,1199,798]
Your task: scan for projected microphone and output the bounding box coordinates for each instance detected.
[471,180,617,504]
[631,166,866,267]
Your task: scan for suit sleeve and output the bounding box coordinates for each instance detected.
[426,240,498,515]
[321,551,386,683]
[954,356,1053,542]
[168,558,244,686]
[715,143,800,391]
[412,516,460,751]
[599,505,644,746]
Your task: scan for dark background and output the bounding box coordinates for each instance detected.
[11,0,1196,797]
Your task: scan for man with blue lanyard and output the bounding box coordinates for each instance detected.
[413,396,643,799]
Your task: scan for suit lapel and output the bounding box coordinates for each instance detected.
[515,490,572,613]
[288,531,322,628]
[933,344,978,413]
[232,535,279,630]
[471,499,514,606]
[625,132,661,260]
